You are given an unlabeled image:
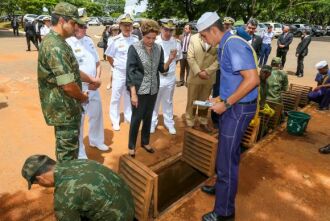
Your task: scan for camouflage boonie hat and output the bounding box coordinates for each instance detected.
[272,57,281,65]
[53,2,84,25]
[21,155,53,189]
[261,65,272,73]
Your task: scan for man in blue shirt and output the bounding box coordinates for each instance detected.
[308,60,330,111]
[197,12,260,221]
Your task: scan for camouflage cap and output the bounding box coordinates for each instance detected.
[261,65,272,73]
[117,13,134,24]
[272,57,282,65]
[53,2,84,25]
[21,155,52,189]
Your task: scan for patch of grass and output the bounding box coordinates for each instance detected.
[0,21,24,31]
[0,22,11,29]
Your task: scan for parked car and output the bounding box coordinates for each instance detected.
[87,17,101,26]
[256,23,267,36]
[263,22,283,38]
[36,15,49,22]
[291,24,311,37]
[326,26,330,36]
[310,25,325,37]
[23,14,38,23]
[100,17,113,26]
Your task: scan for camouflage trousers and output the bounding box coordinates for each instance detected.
[54,124,80,162]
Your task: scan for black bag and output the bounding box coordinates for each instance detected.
[97,41,105,48]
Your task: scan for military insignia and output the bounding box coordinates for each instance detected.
[75,49,81,53]
[118,44,125,48]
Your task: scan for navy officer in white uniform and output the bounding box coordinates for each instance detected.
[105,14,139,131]
[151,19,182,135]
[66,14,109,159]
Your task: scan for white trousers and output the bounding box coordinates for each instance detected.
[109,69,132,127]
[152,73,176,129]
[79,90,105,159]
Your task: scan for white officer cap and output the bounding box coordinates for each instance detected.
[196,12,220,32]
[315,60,328,69]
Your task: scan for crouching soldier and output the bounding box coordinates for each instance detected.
[22,155,134,221]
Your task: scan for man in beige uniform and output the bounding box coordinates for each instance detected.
[186,33,218,132]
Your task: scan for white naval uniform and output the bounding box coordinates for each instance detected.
[66,36,105,159]
[105,33,139,129]
[152,35,182,131]
[40,25,51,37]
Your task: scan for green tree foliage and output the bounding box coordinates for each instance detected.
[141,0,330,25]
[0,0,123,17]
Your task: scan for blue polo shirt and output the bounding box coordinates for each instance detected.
[218,31,258,103]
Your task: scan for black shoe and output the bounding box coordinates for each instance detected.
[201,185,216,195]
[176,81,184,87]
[141,145,155,153]
[128,149,136,158]
[317,106,329,111]
[297,74,303,78]
[26,49,31,51]
[319,144,330,154]
[202,211,235,221]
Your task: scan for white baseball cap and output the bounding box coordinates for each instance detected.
[196,12,220,32]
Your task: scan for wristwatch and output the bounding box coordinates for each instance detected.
[223,99,232,109]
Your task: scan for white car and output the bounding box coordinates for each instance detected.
[263,22,283,38]
[256,23,267,36]
[87,17,101,26]
[23,14,38,23]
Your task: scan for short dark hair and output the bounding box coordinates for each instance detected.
[185,24,192,30]
[247,18,258,27]
[203,19,225,32]
[31,158,56,183]
[51,13,71,26]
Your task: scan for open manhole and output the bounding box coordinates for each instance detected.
[119,128,218,221]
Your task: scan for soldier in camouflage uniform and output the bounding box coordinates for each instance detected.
[266,57,289,103]
[38,2,90,162]
[21,154,135,221]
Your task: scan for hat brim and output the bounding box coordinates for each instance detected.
[162,25,175,30]
[119,19,133,24]
[73,17,86,25]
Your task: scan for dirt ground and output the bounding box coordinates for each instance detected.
[0,26,329,221]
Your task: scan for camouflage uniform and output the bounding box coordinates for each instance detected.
[266,67,289,103]
[54,160,134,221]
[38,29,82,162]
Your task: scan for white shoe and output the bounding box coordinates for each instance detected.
[150,126,156,133]
[167,127,176,135]
[92,144,109,151]
[113,124,120,131]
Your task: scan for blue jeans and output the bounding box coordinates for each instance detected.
[259,44,272,66]
[214,103,257,216]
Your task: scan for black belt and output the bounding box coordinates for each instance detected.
[182,52,187,54]
[238,98,257,105]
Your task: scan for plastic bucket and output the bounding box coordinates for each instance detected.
[287,111,311,135]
